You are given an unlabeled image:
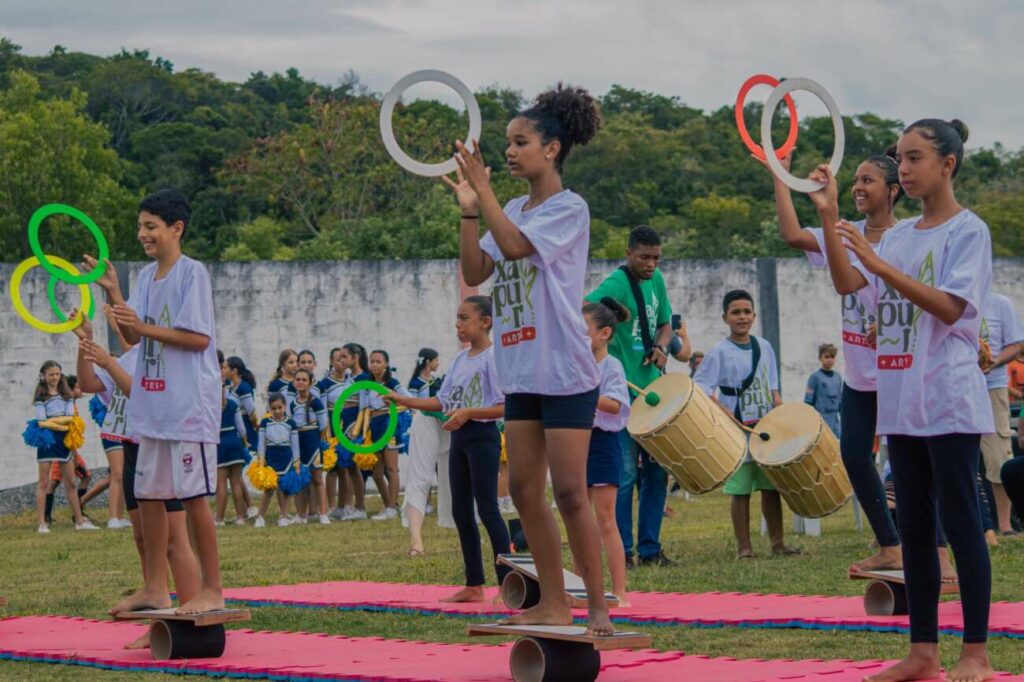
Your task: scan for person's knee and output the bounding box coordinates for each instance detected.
[552,485,586,517]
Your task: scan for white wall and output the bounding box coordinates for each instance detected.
[3,258,1022,490]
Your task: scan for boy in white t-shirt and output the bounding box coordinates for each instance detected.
[693,290,799,559]
[87,188,224,615]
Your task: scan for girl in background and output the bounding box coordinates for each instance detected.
[364,350,407,521]
[254,393,301,528]
[226,356,259,519]
[335,343,369,521]
[216,353,250,526]
[268,349,298,399]
[291,368,330,524]
[318,347,350,515]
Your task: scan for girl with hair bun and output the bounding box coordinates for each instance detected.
[581,297,632,606]
[814,119,994,682]
[446,84,613,635]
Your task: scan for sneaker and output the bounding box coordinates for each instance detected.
[329,507,348,521]
[277,517,291,527]
[307,513,319,522]
[117,518,133,529]
[246,506,259,520]
[253,516,266,528]
[75,520,100,531]
[37,524,50,534]
[372,507,398,521]
[234,518,246,526]
[214,519,226,527]
[319,514,331,525]
[107,518,124,530]
[498,497,516,514]
[291,515,307,525]
[637,551,675,567]
[347,508,367,521]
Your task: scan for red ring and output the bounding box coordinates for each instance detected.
[735,74,799,160]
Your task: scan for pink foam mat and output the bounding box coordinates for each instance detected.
[3,616,1021,681]
[223,580,1024,638]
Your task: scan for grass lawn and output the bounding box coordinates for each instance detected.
[1,489,1022,680]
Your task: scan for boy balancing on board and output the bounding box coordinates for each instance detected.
[86,188,224,615]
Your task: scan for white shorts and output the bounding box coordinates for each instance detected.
[135,437,217,501]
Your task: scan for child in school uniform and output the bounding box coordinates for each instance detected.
[331,343,370,521]
[362,350,408,520]
[225,355,259,519]
[318,347,349,516]
[693,289,799,560]
[32,361,97,533]
[268,349,298,400]
[290,368,330,524]
[389,297,510,601]
[809,118,993,682]
[582,298,632,606]
[92,187,223,615]
[216,352,250,526]
[254,393,301,527]
[804,343,843,437]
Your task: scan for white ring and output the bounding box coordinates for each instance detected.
[761,77,845,193]
[380,70,482,177]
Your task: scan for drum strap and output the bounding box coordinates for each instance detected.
[718,336,761,421]
[619,265,654,355]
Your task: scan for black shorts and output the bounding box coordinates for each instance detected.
[504,387,599,430]
[123,441,184,513]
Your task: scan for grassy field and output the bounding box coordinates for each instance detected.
[1,489,1022,680]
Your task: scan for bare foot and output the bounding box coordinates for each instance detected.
[407,548,425,558]
[938,548,959,584]
[176,587,225,615]
[863,652,940,681]
[108,588,171,616]
[499,601,572,627]
[737,548,756,560]
[985,529,999,547]
[491,592,506,607]
[772,543,802,556]
[124,630,151,650]
[948,646,994,682]
[586,609,614,637]
[440,586,486,603]
[612,592,632,608]
[850,548,903,575]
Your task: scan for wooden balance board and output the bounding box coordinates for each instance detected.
[498,554,619,610]
[469,623,651,682]
[850,570,959,616]
[113,608,250,660]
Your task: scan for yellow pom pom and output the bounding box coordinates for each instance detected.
[247,460,278,491]
[353,452,378,471]
[322,448,338,471]
[63,415,86,450]
[500,432,507,463]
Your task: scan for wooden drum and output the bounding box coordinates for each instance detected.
[748,403,852,518]
[626,374,746,494]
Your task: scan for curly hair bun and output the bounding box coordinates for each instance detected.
[533,83,601,148]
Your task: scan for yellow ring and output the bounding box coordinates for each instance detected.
[9,256,91,334]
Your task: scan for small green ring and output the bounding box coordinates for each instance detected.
[48,275,95,322]
[330,381,399,454]
[27,203,109,285]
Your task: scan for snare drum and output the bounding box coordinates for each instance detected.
[748,403,852,518]
[626,373,746,494]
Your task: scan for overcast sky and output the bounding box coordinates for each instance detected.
[2,0,1022,150]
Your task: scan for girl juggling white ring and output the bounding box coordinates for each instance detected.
[761,78,845,194]
[380,70,483,177]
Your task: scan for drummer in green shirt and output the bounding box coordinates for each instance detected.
[585,225,675,567]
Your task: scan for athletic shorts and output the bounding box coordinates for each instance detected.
[587,428,623,487]
[723,461,775,496]
[101,437,127,453]
[504,387,599,430]
[981,387,1013,483]
[123,441,184,512]
[135,436,217,502]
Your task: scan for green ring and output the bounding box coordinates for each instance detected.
[27,203,109,285]
[47,275,95,322]
[331,381,399,454]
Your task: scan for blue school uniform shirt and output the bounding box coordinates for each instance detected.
[221,399,247,445]
[804,368,843,436]
[290,395,328,432]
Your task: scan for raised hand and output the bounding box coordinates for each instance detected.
[753,148,794,172]
[80,338,114,370]
[82,255,120,296]
[837,221,882,273]
[808,164,839,212]
[69,308,93,341]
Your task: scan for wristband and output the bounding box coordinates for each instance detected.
[461,214,479,220]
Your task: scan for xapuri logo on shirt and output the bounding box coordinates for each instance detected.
[141,304,171,391]
[841,294,876,349]
[877,252,934,370]
[493,260,538,347]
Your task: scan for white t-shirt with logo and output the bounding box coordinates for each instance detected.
[126,255,221,443]
[95,346,140,443]
[693,335,780,425]
[480,190,600,396]
[436,346,504,422]
[593,354,630,433]
[805,220,879,392]
[981,292,1023,391]
[854,211,994,436]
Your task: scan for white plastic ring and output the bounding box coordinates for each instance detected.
[761,77,845,193]
[380,70,482,177]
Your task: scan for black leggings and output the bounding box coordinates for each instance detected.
[1002,456,1024,515]
[841,385,900,547]
[449,421,511,587]
[889,434,991,644]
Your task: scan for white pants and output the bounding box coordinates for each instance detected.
[401,414,453,528]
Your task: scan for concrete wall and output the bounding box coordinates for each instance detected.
[3,257,1022,490]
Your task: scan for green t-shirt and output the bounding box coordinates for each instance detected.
[585,268,672,391]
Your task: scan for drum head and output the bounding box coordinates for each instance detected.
[626,374,694,437]
[748,403,821,466]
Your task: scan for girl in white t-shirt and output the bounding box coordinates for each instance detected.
[445,85,612,636]
[582,297,632,607]
[389,297,509,601]
[813,119,993,682]
[761,148,905,574]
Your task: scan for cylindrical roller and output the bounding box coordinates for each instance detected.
[864,580,908,616]
[509,637,600,682]
[149,620,227,660]
[501,571,541,610]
